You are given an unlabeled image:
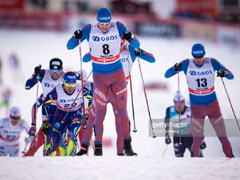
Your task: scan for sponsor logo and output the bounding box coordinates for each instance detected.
[92,35,118,42]
[99,16,111,21]
[64,102,77,108]
[189,71,196,76]
[44,82,55,88]
[95,88,107,101]
[189,70,213,76]
[59,99,66,103]
[66,75,76,79]
[59,97,81,103]
[51,61,60,66]
[192,50,204,54]
[121,58,129,62]
[92,36,100,42]
[100,54,113,58]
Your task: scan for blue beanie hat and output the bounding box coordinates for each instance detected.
[192,43,205,57]
[64,73,77,84]
[97,8,112,23]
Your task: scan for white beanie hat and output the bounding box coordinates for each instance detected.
[10,106,21,117]
[173,91,185,103]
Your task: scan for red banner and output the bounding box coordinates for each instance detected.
[176,0,218,18]
[0,0,24,10]
[0,12,67,31]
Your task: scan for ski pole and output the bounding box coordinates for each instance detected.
[127,54,137,132]
[22,137,31,155]
[221,78,240,131]
[162,144,168,157]
[32,67,41,155]
[137,56,156,138]
[79,40,87,129]
[129,74,137,132]
[85,70,92,83]
[177,73,182,145]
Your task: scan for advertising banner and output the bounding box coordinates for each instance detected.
[216,26,240,47]
[136,22,181,38]
[183,21,216,42]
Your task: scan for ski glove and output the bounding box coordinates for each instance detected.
[25,136,34,144]
[83,115,89,129]
[134,49,142,56]
[123,31,133,41]
[173,63,181,71]
[200,141,207,149]
[34,65,42,75]
[165,135,171,144]
[29,123,36,136]
[217,69,227,77]
[42,121,50,135]
[76,72,81,80]
[74,30,82,40]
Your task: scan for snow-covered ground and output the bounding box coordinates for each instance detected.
[0,29,240,180]
[1,156,240,180]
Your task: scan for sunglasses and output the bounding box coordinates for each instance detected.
[64,81,77,87]
[193,55,204,59]
[10,116,20,120]
[174,100,185,105]
[98,22,111,25]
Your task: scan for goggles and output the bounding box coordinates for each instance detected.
[51,69,60,73]
[174,100,185,105]
[64,81,77,87]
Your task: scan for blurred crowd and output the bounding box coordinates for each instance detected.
[25,0,240,24]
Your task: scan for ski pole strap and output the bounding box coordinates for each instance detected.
[81,146,87,151]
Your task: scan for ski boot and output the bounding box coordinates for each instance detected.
[117,153,125,156]
[124,138,137,156]
[94,143,103,156]
[76,143,89,156]
[191,151,203,157]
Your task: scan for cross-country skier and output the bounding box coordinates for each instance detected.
[164,92,206,157]
[0,88,12,116]
[67,8,140,156]
[43,72,93,156]
[0,106,33,157]
[165,43,234,158]
[24,58,64,156]
[9,53,24,81]
[77,38,155,156]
